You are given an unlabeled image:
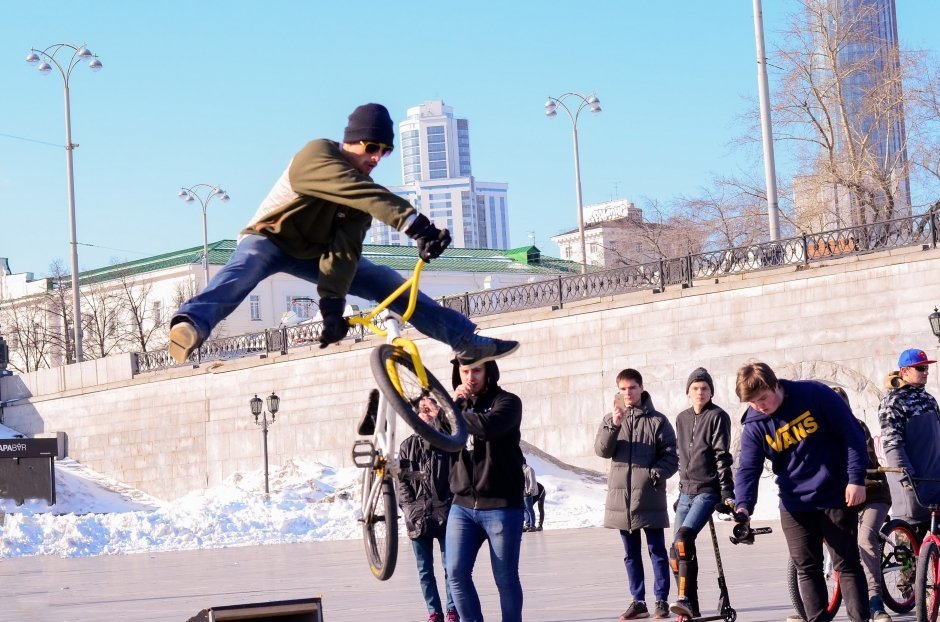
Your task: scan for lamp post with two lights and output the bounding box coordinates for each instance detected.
[249,392,280,494]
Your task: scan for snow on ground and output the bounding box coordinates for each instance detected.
[0,424,780,559]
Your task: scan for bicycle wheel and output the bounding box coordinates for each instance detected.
[786,553,842,622]
[371,344,467,452]
[915,539,940,622]
[361,465,398,581]
[881,518,918,613]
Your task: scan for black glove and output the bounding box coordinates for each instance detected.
[318,297,349,348]
[405,214,451,262]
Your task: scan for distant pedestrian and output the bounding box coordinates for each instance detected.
[522,460,539,532]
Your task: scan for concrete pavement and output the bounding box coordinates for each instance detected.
[1,521,913,622]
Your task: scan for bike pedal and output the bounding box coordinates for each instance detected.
[351,440,376,468]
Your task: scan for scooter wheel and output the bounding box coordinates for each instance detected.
[724,609,737,622]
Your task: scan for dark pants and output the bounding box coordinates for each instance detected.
[411,532,454,615]
[780,507,870,622]
[620,528,670,603]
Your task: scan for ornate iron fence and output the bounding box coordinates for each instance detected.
[133,211,938,375]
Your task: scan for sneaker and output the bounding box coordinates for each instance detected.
[427,613,443,622]
[445,610,460,622]
[653,600,670,619]
[872,611,892,622]
[534,525,543,531]
[454,335,519,367]
[522,525,532,532]
[168,321,202,364]
[785,616,805,622]
[669,598,693,619]
[619,601,650,620]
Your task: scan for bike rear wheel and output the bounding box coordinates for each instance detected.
[881,518,918,614]
[371,344,467,452]
[361,465,398,581]
[915,539,940,622]
[786,553,842,622]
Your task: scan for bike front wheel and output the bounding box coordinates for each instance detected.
[371,344,467,452]
[786,553,842,622]
[881,518,919,614]
[915,539,940,622]
[361,465,398,581]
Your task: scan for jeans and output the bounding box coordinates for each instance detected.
[673,492,721,536]
[620,528,670,602]
[446,504,524,622]
[412,533,455,615]
[523,497,535,527]
[173,234,476,347]
[780,507,870,622]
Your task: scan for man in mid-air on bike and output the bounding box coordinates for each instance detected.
[734,362,870,622]
[879,348,940,528]
[168,103,518,366]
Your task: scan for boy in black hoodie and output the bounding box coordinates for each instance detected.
[445,357,524,622]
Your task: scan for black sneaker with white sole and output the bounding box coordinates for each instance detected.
[453,335,519,367]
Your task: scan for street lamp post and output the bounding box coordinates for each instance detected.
[26,43,103,364]
[177,185,230,287]
[249,392,281,494]
[545,92,602,274]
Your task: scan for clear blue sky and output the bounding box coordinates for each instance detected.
[2,1,938,278]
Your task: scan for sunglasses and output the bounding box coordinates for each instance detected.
[360,141,394,156]
[911,365,930,372]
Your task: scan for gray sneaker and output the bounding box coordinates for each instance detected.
[168,321,202,364]
[619,601,650,620]
[453,335,519,367]
[652,600,670,619]
[669,598,693,619]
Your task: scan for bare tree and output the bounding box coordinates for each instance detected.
[113,269,165,353]
[773,0,915,229]
[80,278,124,360]
[41,260,75,365]
[0,298,52,372]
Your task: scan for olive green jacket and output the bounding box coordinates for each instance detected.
[241,139,416,299]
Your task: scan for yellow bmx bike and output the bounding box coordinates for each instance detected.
[348,259,467,580]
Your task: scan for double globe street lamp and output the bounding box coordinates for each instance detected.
[249,392,281,495]
[26,42,103,363]
[177,185,230,287]
[545,92,601,274]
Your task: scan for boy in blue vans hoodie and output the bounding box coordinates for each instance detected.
[733,362,869,622]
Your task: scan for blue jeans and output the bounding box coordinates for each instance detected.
[523,497,535,527]
[620,528,670,602]
[173,235,476,347]
[412,533,454,615]
[673,492,721,537]
[446,504,524,622]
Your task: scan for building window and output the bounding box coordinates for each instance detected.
[250,295,261,321]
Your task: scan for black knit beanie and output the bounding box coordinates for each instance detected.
[686,367,714,394]
[343,103,394,146]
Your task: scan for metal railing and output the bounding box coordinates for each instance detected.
[133,211,938,374]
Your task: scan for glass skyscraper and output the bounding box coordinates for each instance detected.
[370,101,510,249]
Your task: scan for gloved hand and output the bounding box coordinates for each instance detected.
[318,297,349,348]
[405,214,451,262]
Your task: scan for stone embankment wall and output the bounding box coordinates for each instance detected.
[2,245,937,501]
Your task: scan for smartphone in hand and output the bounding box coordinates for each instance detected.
[614,392,626,411]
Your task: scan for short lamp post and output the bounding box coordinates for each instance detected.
[177,184,230,287]
[929,308,940,344]
[249,392,280,494]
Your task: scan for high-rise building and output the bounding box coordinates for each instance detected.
[796,0,910,230]
[370,101,510,249]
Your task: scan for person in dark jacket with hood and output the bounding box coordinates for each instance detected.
[595,368,679,621]
[668,368,734,620]
[734,362,869,622]
[398,396,459,622]
[445,357,524,622]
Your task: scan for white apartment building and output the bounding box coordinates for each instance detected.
[370,100,510,250]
